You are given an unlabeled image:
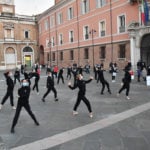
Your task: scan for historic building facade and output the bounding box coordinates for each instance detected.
[0,0,38,70]
[37,0,150,70]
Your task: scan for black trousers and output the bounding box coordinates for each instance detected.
[101,80,110,94]
[14,77,20,84]
[73,94,92,113]
[43,87,57,99]
[57,75,64,84]
[33,78,39,92]
[119,83,130,96]
[67,73,71,80]
[1,89,14,106]
[11,102,38,129]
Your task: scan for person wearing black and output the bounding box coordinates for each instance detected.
[117,68,131,100]
[42,71,58,102]
[0,71,16,110]
[21,64,24,74]
[71,68,78,86]
[66,65,72,80]
[14,68,20,85]
[24,71,31,87]
[97,66,111,95]
[78,66,83,75]
[31,70,40,94]
[10,79,39,133]
[57,67,64,84]
[68,74,93,118]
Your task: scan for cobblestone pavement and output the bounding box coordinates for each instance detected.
[0,69,150,150]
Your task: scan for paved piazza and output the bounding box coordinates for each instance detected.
[0,69,150,150]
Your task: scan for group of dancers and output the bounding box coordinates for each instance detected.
[0,62,132,133]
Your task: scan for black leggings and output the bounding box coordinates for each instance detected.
[43,87,57,99]
[33,78,39,92]
[101,80,110,93]
[11,103,38,129]
[1,90,14,106]
[119,83,130,96]
[73,94,92,113]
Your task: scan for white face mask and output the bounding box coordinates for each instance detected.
[9,73,13,76]
[22,82,29,87]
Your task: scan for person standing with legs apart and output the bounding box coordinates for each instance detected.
[57,67,65,84]
[97,66,111,95]
[117,68,131,100]
[11,79,39,133]
[68,74,93,118]
[0,71,16,110]
[14,67,21,85]
[42,71,58,102]
[31,70,40,95]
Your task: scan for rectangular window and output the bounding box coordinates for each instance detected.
[24,30,29,39]
[50,16,55,28]
[59,34,63,45]
[99,21,105,37]
[47,53,50,61]
[45,19,49,31]
[57,12,63,24]
[51,37,55,47]
[70,50,74,60]
[68,7,73,20]
[118,15,125,33]
[52,52,55,61]
[81,0,89,14]
[60,51,63,61]
[119,44,126,58]
[100,46,106,59]
[69,31,74,42]
[84,48,89,59]
[84,26,89,40]
[96,0,106,8]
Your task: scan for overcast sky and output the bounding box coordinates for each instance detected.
[15,0,54,15]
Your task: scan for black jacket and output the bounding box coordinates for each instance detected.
[5,75,14,90]
[122,71,131,84]
[14,70,20,78]
[18,86,30,105]
[97,69,105,82]
[47,76,54,88]
[69,79,92,96]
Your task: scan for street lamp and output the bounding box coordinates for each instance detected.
[89,29,96,68]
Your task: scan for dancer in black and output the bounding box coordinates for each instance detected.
[66,65,72,80]
[57,67,64,84]
[42,71,58,102]
[68,74,93,118]
[31,70,40,94]
[14,68,20,85]
[0,71,16,110]
[11,79,39,133]
[117,68,131,100]
[97,66,111,95]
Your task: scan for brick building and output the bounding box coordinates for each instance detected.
[37,0,150,70]
[0,0,38,70]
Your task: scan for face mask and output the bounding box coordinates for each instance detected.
[22,82,29,87]
[80,76,83,80]
[9,73,13,76]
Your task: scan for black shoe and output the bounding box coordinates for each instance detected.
[55,98,59,101]
[101,92,104,95]
[108,90,111,94]
[11,128,15,133]
[35,121,40,126]
[42,98,45,102]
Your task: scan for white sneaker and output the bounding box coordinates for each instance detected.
[126,96,130,100]
[89,113,93,118]
[0,104,2,110]
[12,106,16,110]
[73,111,78,116]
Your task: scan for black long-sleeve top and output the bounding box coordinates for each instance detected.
[122,71,131,84]
[5,75,14,90]
[30,72,40,79]
[14,70,20,78]
[68,79,92,96]
[47,76,54,88]
[97,69,105,83]
[58,68,63,76]
[18,86,30,105]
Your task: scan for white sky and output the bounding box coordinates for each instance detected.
[15,0,54,15]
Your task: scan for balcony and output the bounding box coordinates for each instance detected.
[4,37,14,42]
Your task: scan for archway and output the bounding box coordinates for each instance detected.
[39,45,44,65]
[141,34,150,66]
[23,46,34,67]
[5,47,16,69]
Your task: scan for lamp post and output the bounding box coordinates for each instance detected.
[89,29,96,68]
